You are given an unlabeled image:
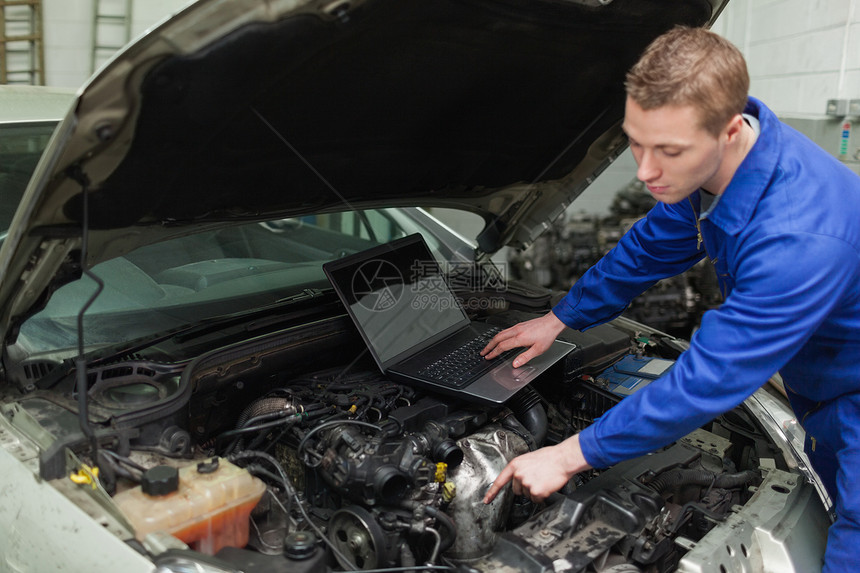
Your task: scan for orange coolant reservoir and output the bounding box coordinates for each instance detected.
[113,457,267,554]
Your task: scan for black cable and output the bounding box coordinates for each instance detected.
[228,450,358,570]
[345,566,456,573]
[221,406,334,456]
[102,449,147,472]
[75,359,99,468]
[220,411,307,456]
[260,424,295,455]
[240,409,295,430]
[216,416,300,452]
[69,166,104,474]
[296,419,382,467]
[244,465,284,486]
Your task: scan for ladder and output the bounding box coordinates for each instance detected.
[91,0,132,73]
[0,0,45,85]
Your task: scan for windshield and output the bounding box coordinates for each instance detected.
[0,121,58,238]
[17,208,472,355]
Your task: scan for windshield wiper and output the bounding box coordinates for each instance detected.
[171,288,335,343]
[36,288,336,390]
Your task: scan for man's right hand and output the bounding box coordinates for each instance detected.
[480,311,567,367]
[483,434,592,504]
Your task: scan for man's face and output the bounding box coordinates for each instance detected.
[622,97,728,204]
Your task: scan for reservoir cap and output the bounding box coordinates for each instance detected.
[142,465,179,496]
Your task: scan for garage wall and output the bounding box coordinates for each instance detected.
[43,0,190,88]
[715,0,860,117]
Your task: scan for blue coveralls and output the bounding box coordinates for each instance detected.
[551,97,860,572]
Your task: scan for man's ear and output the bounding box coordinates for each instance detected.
[724,114,745,143]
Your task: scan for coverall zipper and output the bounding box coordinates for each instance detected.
[688,196,730,300]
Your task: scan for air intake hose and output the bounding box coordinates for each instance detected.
[648,469,758,494]
[507,386,547,447]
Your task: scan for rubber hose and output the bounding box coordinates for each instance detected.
[648,469,757,494]
[507,386,548,447]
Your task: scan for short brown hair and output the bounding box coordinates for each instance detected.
[625,27,749,136]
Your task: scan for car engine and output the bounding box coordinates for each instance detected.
[6,297,817,573]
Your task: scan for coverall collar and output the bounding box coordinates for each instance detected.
[702,97,781,235]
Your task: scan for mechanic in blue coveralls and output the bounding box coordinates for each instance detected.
[481,26,860,572]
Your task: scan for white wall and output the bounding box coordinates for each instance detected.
[42,0,191,88]
[42,0,93,88]
[713,0,860,117]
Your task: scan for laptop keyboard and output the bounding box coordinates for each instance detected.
[418,326,513,388]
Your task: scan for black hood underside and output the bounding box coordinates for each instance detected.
[72,0,714,230]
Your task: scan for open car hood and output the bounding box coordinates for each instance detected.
[0,0,727,342]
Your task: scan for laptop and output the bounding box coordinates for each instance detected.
[323,233,574,405]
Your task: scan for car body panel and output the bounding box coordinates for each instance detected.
[0,407,153,573]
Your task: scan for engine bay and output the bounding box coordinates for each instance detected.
[2,303,816,573]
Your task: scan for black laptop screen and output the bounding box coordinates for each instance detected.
[324,235,468,367]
